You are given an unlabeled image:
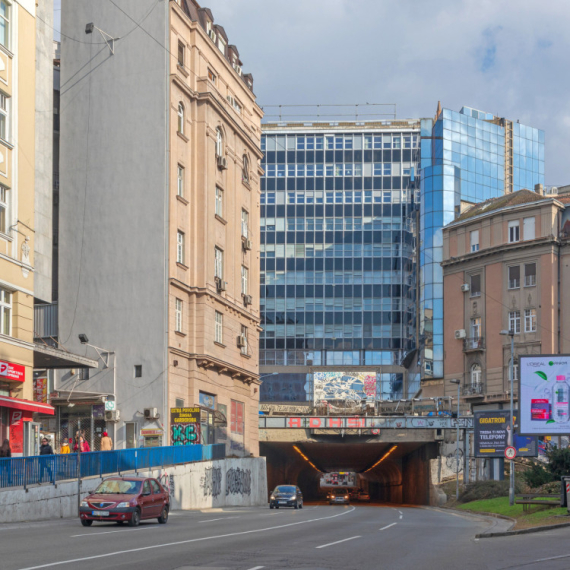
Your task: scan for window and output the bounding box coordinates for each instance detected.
[177,102,184,134]
[0,93,8,142]
[524,308,537,332]
[215,128,223,157]
[508,265,520,289]
[215,186,223,217]
[175,298,183,333]
[150,480,161,494]
[240,325,248,355]
[242,154,249,182]
[508,220,520,243]
[215,247,223,279]
[134,365,142,378]
[0,185,7,234]
[524,263,536,287]
[177,231,185,264]
[0,287,10,336]
[471,317,481,339]
[241,209,249,238]
[78,368,89,381]
[470,230,479,252]
[241,265,248,295]
[509,311,521,334]
[471,364,482,386]
[231,400,244,435]
[177,40,184,67]
[217,35,226,54]
[175,398,185,408]
[177,165,184,197]
[523,217,535,241]
[215,311,223,343]
[125,423,137,449]
[0,2,9,49]
[470,274,481,297]
[208,68,216,84]
[512,362,519,382]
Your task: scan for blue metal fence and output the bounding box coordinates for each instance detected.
[0,443,225,489]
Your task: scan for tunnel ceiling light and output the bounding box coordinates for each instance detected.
[292,445,321,473]
[363,445,398,473]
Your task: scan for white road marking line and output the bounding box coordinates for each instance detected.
[198,516,241,523]
[380,523,398,531]
[399,515,403,520]
[316,536,361,549]
[247,567,265,570]
[71,526,157,538]
[398,510,403,515]
[17,507,356,570]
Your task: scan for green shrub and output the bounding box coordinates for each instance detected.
[522,461,555,488]
[546,448,570,479]
[458,480,524,503]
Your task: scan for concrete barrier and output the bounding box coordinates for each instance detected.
[0,457,267,523]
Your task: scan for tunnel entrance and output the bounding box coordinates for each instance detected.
[261,439,437,505]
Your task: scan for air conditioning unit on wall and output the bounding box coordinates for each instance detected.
[461,283,470,292]
[217,155,228,170]
[105,410,120,422]
[144,407,159,420]
[455,329,466,339]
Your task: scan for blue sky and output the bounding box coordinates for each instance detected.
[53,0,570,186]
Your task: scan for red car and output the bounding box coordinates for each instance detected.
[79,476,169,527]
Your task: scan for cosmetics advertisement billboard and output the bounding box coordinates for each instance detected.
[519,355,570,436]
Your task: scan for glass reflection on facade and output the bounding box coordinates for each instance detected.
[260,124,420,401]
[419,106,545,378]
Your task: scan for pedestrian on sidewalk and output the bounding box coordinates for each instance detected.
[59,439,70,454]
[100,431,113,451]
[75,436,90,453]
[0,439,11,487]
[39,437,54,484]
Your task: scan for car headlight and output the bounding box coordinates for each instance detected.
[270,496,275,500]
[116,502,131,508]
[80,501,88,507]
[345,496,349,499]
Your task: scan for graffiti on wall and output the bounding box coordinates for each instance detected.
[201,466,222,498]
[226,467,251,496]
[159,472,175,499]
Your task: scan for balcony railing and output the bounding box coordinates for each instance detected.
[463,337,485,351]
[463,383,484,396]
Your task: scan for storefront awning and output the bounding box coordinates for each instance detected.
[0,395,55,415]
[33,343,98,370]
[49,390,111,406]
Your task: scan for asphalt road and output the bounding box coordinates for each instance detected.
[3,504,570,570]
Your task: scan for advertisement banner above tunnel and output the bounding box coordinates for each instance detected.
[259,416,474,429]
[313,371,377,403]
[320,472,358,488]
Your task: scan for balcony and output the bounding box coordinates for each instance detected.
[463,337,485,352]
[34,303,58,341]
[463,383,484,397]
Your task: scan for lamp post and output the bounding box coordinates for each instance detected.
[500,329,515,506]
[450,378,461,500]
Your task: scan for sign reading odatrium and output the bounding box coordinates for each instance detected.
[520,355,570,435]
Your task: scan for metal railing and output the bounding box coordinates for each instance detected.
[463,383,484,396]
[0,443,225,489]
[463,337,485,351]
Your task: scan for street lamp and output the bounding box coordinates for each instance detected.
[450,378,461,500]
[500,329,515,506]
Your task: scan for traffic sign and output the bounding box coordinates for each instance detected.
[105,401,116,411]
[505,446,517,460]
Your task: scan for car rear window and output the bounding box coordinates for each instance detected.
[94,480,142,494]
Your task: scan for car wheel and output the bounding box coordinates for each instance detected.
[269,504,274,509]
[81,519,93,527]
[128,508,141,527]
[299,502,303,509]
[294,501,298,510]
[276,505,279,509]
[158,506,169,524]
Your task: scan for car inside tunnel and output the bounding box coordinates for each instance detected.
[260,439,438,505]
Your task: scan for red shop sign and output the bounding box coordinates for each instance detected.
[0,360,25,382]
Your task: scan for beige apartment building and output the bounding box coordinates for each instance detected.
[58,0,263,454]
[441,189,570,406]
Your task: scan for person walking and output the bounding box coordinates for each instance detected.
[100,432,113,451]
[39,437,54,483]
[60,438,70,454]
[74,436,90,453]
[0,439,11,487]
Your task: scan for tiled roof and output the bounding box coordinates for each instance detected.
[454,189,545,222]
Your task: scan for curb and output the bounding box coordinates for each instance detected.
[476,520,570,538]
[423,506,515,535]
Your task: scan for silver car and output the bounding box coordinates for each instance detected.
[328,489,350,505]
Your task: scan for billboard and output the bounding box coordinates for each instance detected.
[519,355,570,435]
[320,472,357,488]
[474,411,538,458]
[170,407,201,445]
[313,371,377,403]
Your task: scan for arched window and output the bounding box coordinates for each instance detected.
[471,364,481,386]
[215,127,223,157]
[177,102,184,134]
[242,154,249,182]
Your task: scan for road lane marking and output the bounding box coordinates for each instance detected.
[247,567,265,570]
[399,515,403,519]
[71,526,158,538]
[198,516,241,523]
[380,523,397,531]
[316,536,361,549]
[17,507,356,570]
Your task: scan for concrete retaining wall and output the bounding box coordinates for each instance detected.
[0,457,267,523]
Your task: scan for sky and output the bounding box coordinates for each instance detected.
[53,0,570,186]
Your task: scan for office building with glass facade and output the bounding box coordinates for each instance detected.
[419,105,545,379]
[260,121,421,403]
